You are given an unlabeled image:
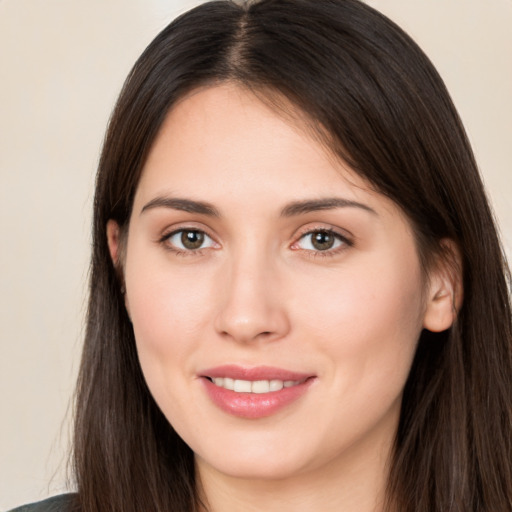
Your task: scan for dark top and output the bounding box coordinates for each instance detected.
[7,494,76,512]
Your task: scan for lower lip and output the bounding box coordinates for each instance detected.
[202,378,314,419]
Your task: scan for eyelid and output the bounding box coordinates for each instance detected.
[290,224,354,253]
[158,223,220,254]
[158,220,217,240]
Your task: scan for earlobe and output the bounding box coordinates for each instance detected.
[106,220,131,318]
[422,240,463,333]
[106,220,122,265]
[422,288,457,333]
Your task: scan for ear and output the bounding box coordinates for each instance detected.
[106,220,131,318]
[106,219,122,265]
[422,240,463,332]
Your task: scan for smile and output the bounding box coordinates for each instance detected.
[207,377,303,394]
[200,366,315,418]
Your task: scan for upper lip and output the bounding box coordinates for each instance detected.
[200,365,314,381]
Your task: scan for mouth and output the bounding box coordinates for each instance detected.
[205,376,306,394]
[199,365,316,418]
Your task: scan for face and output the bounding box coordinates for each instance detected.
[112,84,446,486]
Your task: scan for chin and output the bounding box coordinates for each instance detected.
[200,452,311,482]
[191,429,328,483]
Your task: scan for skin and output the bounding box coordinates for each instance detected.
[107,84,457,512]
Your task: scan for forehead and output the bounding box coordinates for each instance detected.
[135,84,380,208]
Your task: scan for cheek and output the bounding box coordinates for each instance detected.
[124,246,215,367]
[294,250,425,384]
[123,253,218,427]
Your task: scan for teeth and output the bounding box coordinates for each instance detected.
[210,377,300,393]
[251,380,269,393]
[269,379,284,391]
[234,379,252,392]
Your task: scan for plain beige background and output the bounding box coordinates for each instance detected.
[0,0,510,509]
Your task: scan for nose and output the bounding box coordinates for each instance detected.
[214,252,290,344]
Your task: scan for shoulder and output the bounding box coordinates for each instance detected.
[6,494,77,512]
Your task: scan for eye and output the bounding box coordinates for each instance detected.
[164,229,217,252]
[294,229,349,252]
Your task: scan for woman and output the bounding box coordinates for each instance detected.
[11,0,512,511]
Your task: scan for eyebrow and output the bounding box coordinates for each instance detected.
[280,198,377,217]
[140,195,376,218]
[140,197,220,217]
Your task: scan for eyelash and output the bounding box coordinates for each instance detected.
[159,228,218,257]
[158,227,353,257]
[292,228,353,258]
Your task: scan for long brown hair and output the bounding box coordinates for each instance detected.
[74,1,512,511]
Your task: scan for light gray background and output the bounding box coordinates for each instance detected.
[1,0,510,509]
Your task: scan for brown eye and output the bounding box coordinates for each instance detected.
[295,229,348,253]
[311,231,336,251]
[164,229,216,252]
[181,230,204,249]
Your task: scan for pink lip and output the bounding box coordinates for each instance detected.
[201,364,311,381]
[199,365,316,419]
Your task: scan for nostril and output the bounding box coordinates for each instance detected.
[214,301,290,344]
